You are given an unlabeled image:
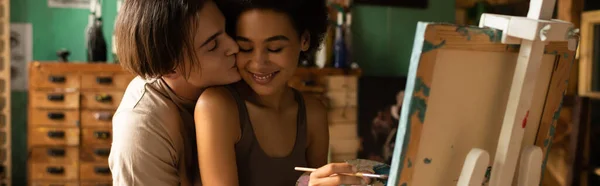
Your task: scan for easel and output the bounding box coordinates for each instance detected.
[457,0,578,185]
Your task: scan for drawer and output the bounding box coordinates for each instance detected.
[30,91,79,109]
[329,138,360,154]
[80,145,111,162]
[81,110,113,128]
[325,76,357,91]
[29,109,79,127]
[81,73,134,90]
[30,127,80,146]
[81,91,123,109]
[328,107,357,124]
[30,72,79,89]
[325,91,357,108]
[288,76,326,93]
[30,147,79,163]
[328,123,358,140]
[80,162,112,180]
[30,163,79,181]
[30,182,79,186]
[82,128,112,145]
[81,182,112,186]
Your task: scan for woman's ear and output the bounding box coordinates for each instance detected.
[300,31,310,52]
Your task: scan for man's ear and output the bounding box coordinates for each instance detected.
[162,70,180,79]
[300,31,310,52]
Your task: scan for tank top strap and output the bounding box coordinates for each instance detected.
[224,85,254,154]
[291,88,308,151]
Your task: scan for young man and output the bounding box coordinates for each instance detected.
[109,0,240,185]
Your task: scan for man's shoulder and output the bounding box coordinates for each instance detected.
[114,77,182,129]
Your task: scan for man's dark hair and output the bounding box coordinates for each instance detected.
[218,0,329,61]
[115,0,206,79]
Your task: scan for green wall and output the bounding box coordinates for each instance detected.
[352,0,455,76]
[9,0,452,185]
[10,0,117,185]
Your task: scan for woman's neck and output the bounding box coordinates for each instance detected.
[243,83,293,111]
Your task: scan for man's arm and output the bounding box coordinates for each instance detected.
[109,110,179,185]
[195,87,241,186]
[304,95,329,168]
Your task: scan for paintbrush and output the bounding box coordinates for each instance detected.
[294,167,389,179]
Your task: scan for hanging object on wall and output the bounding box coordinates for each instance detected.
[56,49,70,62]
[112,0,124,63]
[354,0,428,9]
[85,0,107,63]
[48,0,90,9]
[9,23,31,91]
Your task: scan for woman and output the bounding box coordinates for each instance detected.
[194,0,370,185]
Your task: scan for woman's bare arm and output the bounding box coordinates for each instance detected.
[195,87,241,186]
[304,95,329,168]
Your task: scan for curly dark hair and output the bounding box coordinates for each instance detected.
[217,0,329,61]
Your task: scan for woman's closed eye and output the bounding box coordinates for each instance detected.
[267,47,283,53]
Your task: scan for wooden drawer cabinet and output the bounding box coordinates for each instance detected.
[288,68,361,163]
[28,62,134,185]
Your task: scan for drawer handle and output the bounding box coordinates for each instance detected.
[94,148,111,156]
[94,131,111,139]
[47,112,65,120]
[47,148,66,157]
[302,80,317,86]
[94,112,113,121]
[96,77,113,84]
[94,166,111,174]
[47,94,65,101]
[46,166,65,174]
[48,76,66,83]
[95,94,113,102]
[47,131,65,138]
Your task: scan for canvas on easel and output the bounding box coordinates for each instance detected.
[386,22,576,186]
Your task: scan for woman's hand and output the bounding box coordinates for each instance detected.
[308,163,371,186]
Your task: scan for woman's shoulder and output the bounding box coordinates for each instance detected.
[299,93,327,114]
[195,85,240,119]
[299,93,327,126]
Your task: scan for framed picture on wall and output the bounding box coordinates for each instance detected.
[354,0,428,9]
[580,10,600,99]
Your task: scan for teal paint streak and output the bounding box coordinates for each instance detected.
[407,158,412,168]
[411,98,428,124]
[424,158,432,164]
[563,53,569,59]
[455,26,502,42]
[544,50,559,55]
[401,183,407,186]
[540,53,576,184]
[422,40,446,53]
[415,77,431,97]
[410,77,430,123]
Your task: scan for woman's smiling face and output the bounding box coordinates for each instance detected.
[233,9,309,96]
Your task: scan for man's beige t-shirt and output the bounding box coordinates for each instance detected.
[109,77,201,185]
